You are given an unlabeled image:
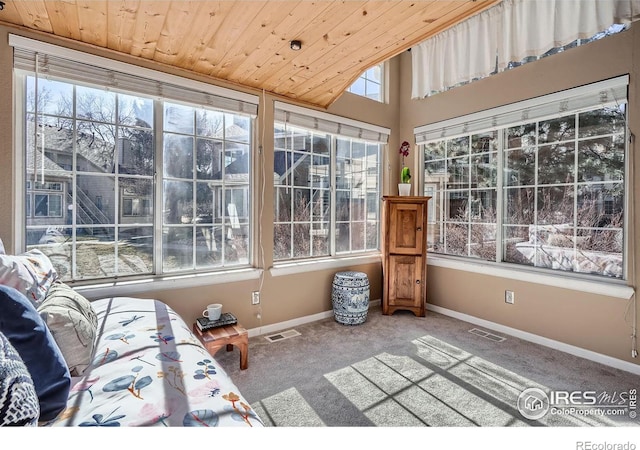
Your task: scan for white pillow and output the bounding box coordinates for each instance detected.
[37,282,97,377]
[0,250,58,307]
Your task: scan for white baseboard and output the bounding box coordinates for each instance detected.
[427,304,640,376]
[247,299,639,375]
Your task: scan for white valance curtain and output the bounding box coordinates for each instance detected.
[412,0,640,99]
[411,4,501,99]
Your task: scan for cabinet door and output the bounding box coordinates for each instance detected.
[387,254,424,308]
[388,202,425,255]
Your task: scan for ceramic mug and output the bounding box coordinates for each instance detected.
[203,303,222,320]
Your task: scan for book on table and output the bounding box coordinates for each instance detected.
[196,312,238,331]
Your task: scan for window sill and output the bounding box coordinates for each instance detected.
[427,255,633,299]
[74,268,263,301]
[271,254,381,277]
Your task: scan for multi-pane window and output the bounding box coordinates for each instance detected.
[34,193,63,218]
[335,138,381,253]
[424,133,498,260]
[273,124,381,261]
[273,125,331,260]
[21,75,252,282]
[162,103,250,272]
[502,108,625,278]
[421,88,626,280]
[27,181,64,218]
[347,64,383,102]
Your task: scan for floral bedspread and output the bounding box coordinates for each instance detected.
[45,297,262,427]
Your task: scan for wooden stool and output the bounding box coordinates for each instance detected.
[193,323,249,370]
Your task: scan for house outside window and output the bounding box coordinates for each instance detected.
[17,69,255,282]
[273,105,386,262]
[27,181,64,218]
[122,197,150,217]
[418,76,627,280]
[34,193,63,218]
[347,64,384,102]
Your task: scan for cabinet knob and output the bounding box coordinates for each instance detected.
[416,227,422,231]
[416,280,421,284]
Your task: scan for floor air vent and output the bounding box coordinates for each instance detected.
[469,328,506,342]
[264,329,301,343]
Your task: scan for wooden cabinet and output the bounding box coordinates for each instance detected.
[382,196,430,317]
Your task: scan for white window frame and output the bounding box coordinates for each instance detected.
[347,63,386,103]
[415,76,633,299]
[272,102,389,269]
[28,181,64,218]
[11,35,261,292]
[272,126,383,262]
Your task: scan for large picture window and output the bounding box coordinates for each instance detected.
[417,77,627,280]
[14,37,257,283]
[273,104,387,262]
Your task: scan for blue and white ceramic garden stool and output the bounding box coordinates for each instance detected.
[331,271,370,325]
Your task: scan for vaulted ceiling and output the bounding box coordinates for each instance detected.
[0,1,500,108]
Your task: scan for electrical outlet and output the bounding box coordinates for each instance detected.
[505,290,515,304]
[252,291,260,305]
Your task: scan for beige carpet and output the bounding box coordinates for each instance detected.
[215,305,639,428]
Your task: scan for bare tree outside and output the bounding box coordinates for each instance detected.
[24,76,251,282]
[273,125,380,262]
[425,104,625,279]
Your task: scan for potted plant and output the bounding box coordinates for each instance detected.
[398,140,412,195]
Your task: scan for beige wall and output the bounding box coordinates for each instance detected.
[400,24,640,366]
[0,25,393,331]
[0,28,14,254]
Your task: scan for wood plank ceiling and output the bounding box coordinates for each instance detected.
[0,0,500,108]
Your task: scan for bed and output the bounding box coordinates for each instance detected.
[45,296,263,427]
[0,246,261,427]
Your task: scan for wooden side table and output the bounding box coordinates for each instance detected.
[193,323,249,370]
